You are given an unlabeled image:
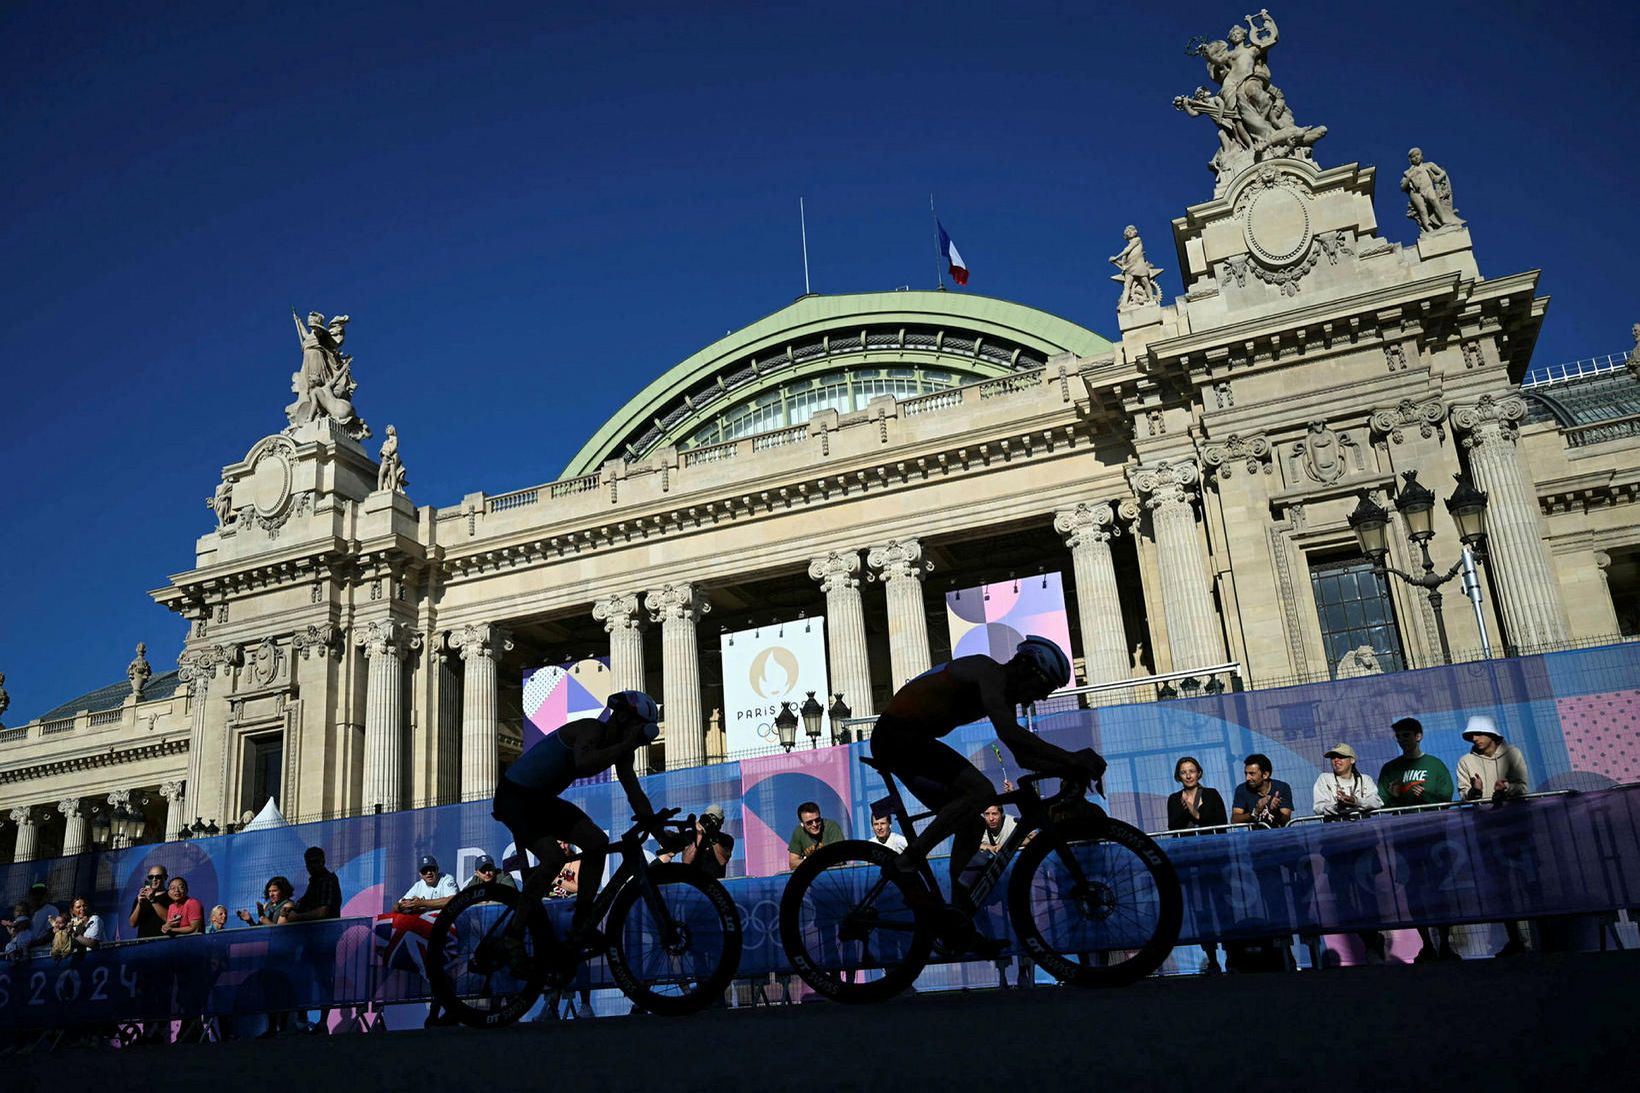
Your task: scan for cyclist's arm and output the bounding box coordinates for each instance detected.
[614,752,655,821]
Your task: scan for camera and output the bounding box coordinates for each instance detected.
[699,811,722,838]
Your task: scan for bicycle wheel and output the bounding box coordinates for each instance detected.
[779,840,935,1004]
[605,862,743,1015]
[426,882,554,1028]
[1007,817,1181,987]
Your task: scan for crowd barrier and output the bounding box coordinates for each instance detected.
[5,785,1637,1031]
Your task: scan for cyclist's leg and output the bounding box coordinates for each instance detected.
[874,733,991,903]
[556,804,610,937]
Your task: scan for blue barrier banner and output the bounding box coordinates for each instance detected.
[5,787,1637,1030]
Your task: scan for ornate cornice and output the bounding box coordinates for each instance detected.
[0,737,189,787]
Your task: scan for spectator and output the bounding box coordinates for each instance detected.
[1312,743,1384,819]
[396,855,458,915]
[284,846,343,923]
[160,876,205,937]
[1167,756,1229,975]
[787,802,845,870]
[128,864,173,938]
[1457,716,1529,803]
[205,905,230,934]
[868,811,908,854]
[978,803,1017,855]
[3,902,33,961]
[1231,753,1294,828]
[672,805,735,879]
[548,841,582,900]
[463,854,517,891]
[50,896,103,958]
[237,876,296,926]
[23,881,59,952]
[1378,717,1455,809]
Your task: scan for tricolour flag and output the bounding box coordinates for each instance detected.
[937,220,969,285]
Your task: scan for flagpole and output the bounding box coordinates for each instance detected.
[800,197,811,296]
[930,193,945,291]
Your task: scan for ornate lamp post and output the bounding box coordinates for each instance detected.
[1348,470,1490,665]
[774,702,798,752]
[828,693,852,745]
[800,692,824,749]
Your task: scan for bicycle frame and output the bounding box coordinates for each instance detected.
[538,815,690,952]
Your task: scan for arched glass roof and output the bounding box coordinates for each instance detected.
[562,291,1112,476]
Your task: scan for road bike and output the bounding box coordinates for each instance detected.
[779,757,1181,1003]
[426,807,742,1026]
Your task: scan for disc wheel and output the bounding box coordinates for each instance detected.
[778,839,935,1004]
[1007,817,1181,987]
[605,863,743,1015]
[426,882,553,1028]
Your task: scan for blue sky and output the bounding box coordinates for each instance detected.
[2,1,1635,722]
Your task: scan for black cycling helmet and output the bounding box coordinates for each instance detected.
[603,689,661,742]
[1013,635,1072,692]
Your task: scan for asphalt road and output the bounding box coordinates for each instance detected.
[12,950,1632,1091]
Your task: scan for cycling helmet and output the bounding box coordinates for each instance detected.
[1013,635,1072,692]
[604,690,661,741]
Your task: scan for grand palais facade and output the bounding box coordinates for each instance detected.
[3,15,1638,862]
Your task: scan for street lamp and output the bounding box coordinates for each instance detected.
[774,702,798,752]
[91,808,112,847]
[1347,470,1490,665]
[828,693,852,745]
[800,691,824,749]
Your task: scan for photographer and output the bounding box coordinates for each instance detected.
[661,804,735,879]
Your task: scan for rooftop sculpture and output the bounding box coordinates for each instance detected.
[285,310,371,440]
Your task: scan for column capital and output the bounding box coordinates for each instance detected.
[1127,459,1200,509]
[809,550,862,593]
[293,623,345,660]
[867,539,932,583]
[593,593,646,633]
[159,780,186,802]
[178,642,242,683]
[646,583,710,624]
[450,621,514,661]
[1450,394,1527,449]
[1369,396,1447,445]
[1198,435,1273,481]
[1054,502,1118,549]
[8,806,33,825]
[57,797,83,820]
[357,619,416,659]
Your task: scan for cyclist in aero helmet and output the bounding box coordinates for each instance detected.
[493,689,661,956]
[870,635,1105,952]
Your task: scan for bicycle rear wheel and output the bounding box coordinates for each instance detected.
[1007,817,1181,987]
[426,882,554,1027]
[779,840,935,1004]
[606,863,742,1015]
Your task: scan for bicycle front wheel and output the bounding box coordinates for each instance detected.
[779,840,935,1004]
[606,863,742,1015]
[1007,817,1181,987]
[426,882,553,1028]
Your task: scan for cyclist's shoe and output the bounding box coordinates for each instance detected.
[500,932,533,979]
[932,906,1007,959]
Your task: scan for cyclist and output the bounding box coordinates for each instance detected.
[870,635,1105,951]
[492,689,661,964]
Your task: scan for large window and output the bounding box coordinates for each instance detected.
[1309,556,1406,676]
[241,732,283,816]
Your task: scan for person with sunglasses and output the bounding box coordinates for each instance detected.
[396,855,457,915]
[127,864,173,939]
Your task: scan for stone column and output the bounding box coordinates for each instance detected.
[1128,461,1227,672]
[594,593,650,773]
[645,584,709,770]
[1054,502,1131,691]
[10,807,37,862]
[867,539,933,689]
[176,649,212,829]
[160,780,186,842]
[452,622,513,801]
[809,550,876,717]
[59,797,88,857]
[357,620,414,813]
[1452,396,1571,651]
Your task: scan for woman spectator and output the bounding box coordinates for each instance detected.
[205,905,230,933]
[237,876,296,926]
[160,877,204,937]
[50,896,103,958]
[1167,756,1230,974]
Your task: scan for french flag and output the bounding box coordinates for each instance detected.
[938,220,969,286]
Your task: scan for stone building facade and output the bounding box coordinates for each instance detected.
[4,16,1638,862]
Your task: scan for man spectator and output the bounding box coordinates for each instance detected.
[662,804,734,879]
[283,846,344,1035]
[160,876,205,937]
[1457,716,1529,803]
[978,803,1017,855]
[1377,717,1459,962]
[1312,743,1384,819]
[867,811,908,854]
[787,802,845,870]
[1378,717,1455,810]
[128,864,173,938]
[2,902,33,961]
[23,881,59,952]
[396,855,457,915]
[1231,754,1294,828]
[463,854,517,891]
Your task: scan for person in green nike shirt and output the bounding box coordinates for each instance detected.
[1378,717,1455,807]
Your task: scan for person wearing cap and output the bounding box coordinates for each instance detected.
[1456,715,1529,802]
[1377,717,1455,810]
[23,881,60,952]
[1311,743,1384,819]
[396,855,458,915]
[660,804,735,879]
[462,854,517,891]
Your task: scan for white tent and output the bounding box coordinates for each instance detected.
[238,797,289,831]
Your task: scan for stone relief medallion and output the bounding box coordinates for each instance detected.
[248,637,282,688]
[1243,182,1313,267]
[247,442,294,519]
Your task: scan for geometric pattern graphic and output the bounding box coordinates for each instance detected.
[522,657,612,749]
[946,571,1074,665]
[1557,689,1640,783]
